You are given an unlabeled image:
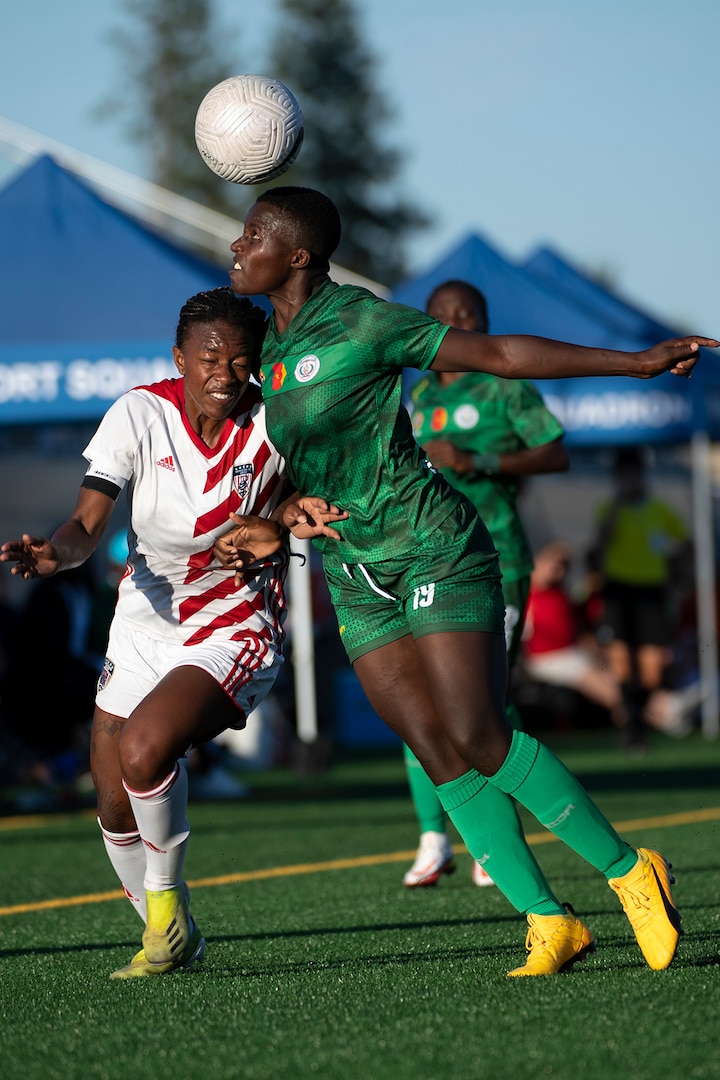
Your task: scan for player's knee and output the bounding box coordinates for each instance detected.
[118,724,172,791]
[449,717,512,776]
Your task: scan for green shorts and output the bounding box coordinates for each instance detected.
[324,522,505,663]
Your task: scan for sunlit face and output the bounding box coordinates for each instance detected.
[427,285,485,332]
[173,319,255,426]
[229,202,295,297]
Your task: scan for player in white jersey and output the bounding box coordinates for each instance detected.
[1,288,347,979]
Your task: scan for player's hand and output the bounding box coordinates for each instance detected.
[281,496,348,540]
[422,438,472,473]
[214,514,286,586]
[0,534,59,580]
[637,336,719,379]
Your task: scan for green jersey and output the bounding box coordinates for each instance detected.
[259,280,493,565]
[410,372,564,582]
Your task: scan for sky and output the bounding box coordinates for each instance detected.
[1,0,719,333]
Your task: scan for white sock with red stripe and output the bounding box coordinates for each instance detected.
[122,763,190,892]
[98,818,147,922]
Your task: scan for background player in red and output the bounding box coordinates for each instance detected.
[1,287,346,979]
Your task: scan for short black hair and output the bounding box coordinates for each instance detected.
[426,279,490,333]
[175,287,268,374]
[256,186,342,263]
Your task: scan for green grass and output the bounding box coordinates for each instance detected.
[2,730,720,1080]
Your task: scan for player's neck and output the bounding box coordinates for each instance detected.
[269,271,329,334]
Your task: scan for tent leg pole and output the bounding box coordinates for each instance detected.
[691,430,719,739]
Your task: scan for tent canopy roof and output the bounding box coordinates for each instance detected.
[0,154,234,347]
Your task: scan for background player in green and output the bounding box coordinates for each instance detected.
[402,279,569,889]
[220,185,717,976]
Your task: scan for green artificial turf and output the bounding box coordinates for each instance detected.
[1,731,719,1080]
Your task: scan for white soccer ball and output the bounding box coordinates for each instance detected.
[194,74,304,185]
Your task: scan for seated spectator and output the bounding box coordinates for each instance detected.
[521,541,628,730]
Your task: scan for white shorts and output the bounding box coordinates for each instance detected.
[523,647,596,688]
[95,613,283,728]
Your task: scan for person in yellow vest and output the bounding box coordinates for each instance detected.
[593,446,690,751]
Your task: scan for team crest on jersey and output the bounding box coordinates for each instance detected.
[294,354,320,383]
[271,362,287,390]
[430,407,448,432]
[453,404,480,429]
[97,657,115,692]
[233,463,254,500]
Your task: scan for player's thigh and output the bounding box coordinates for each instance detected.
[90,706,135,832]
[414,629,512,771]
[353,635,472,784]
[119,665,240,788]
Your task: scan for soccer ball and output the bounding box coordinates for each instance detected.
[194,74,304,185]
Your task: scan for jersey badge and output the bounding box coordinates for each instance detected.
[294,354,321,383]
[233,463,254,500]
[453,404,480,429]
[156,455,175,471]
[97,657,115,692]
[430,407,448,432]
[271,362,287,390]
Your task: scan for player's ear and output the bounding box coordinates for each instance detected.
[291,247,312,269]
[172,345,185,375]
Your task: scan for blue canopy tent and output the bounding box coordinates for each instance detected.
[0,155,240,425]
[524,244,678,345]
[391,233,720,736]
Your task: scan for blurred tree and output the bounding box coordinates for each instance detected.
[269,0,428,284]
[97,0,245,218]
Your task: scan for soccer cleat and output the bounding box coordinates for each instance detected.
[403,831,456,887]
[472,861,495,887]
[507,904,596,976]
[608,848,681,970]
[110,926,206,979]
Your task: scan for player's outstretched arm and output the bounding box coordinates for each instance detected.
[0,488,116,581]
[432,330,720,381]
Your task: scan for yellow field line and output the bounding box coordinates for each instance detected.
[1,805,719,918]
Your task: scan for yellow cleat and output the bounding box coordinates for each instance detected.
[142,884,196,964]
[110,932,205,980]
[507,905,596,976]
[608,848,681,970]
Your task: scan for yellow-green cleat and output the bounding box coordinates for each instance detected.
[110,932,205,979]
[507,905,596,976]
[110,883,206,980]
[608,848,681,970]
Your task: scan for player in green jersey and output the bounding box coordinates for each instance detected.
[221,185,717,975]
[402,279,569,889]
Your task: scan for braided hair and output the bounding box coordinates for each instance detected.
[175,287,268,375]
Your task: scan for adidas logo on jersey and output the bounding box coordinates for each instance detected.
[156,456,175,471]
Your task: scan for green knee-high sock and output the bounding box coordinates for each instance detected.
[436,770,565,916]
[403,743,447,834]
[488,731,637,878]
[403,695,521,837]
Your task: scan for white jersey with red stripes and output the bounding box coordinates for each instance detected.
[83,378,289,650]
